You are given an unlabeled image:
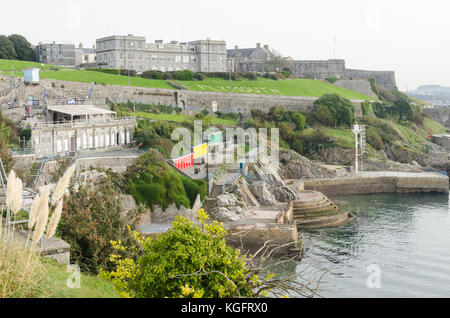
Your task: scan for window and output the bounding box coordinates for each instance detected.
[183,56,189,63]
[175,55,181,62]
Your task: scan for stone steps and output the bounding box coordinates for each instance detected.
[293,199,333,212]
[295,211,350,229]
[294,205,340,219]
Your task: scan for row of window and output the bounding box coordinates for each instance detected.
[98,52,200,63]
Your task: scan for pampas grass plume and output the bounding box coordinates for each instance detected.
[6,170,16,207]
[51,165,75,206]
[28,195,41,230]
[32,186,51,245]
[46,200,63,239]
[11,177,23,214]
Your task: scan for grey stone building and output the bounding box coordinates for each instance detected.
[35,43,76,67]
[31,105,136,158]
[75,47,96,68]
[228,42,397,89]
[95,35,227,73]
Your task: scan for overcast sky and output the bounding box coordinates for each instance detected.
[1,0,449,91]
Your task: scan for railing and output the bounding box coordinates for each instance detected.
[30,117,137,130]
[33,156,57,186]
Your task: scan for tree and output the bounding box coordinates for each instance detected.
[393,98,413,122]
[8,34,35,61]
[0,35,17,60]
[313,94,355,127]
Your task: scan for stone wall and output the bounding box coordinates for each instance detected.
[334,79,378,99]
[225,222,299,256]
[75,156,139,173]
[1,76,371,119]
[346,69,397,90]
[287,59,346,79]
[303,173,449,196]
[431,135,450,150]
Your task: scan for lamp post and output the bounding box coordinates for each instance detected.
[352,122,361,174]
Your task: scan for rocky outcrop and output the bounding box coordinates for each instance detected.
[278,149,336,179]
[209,193,248,222]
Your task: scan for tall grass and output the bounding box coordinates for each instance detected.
[0,166,74,298]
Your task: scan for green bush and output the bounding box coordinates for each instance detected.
[58,176,140,275]
[127,150,205,211]
[120,69,137,77]
[366,127,384,150]
[326,76,339,84]
[86,68,120,75]
[368,78,380,97]
[242,72,258,81]
[313,94,355,127]
[126,213,252,298]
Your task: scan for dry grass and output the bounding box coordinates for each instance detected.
[0,166,74,298]
[0,234,48,298]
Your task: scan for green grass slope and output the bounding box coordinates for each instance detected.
[42,258,120,298]
[0,59,63,72]
[180,78,377,100]
[39,70,173,89]
[1,59,376,100]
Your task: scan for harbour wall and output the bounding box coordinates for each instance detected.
[302,172,449,196]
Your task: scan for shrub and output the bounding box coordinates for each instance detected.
[368,78,380,97]
[411,112,425,127]
[173,69,194,81]
[361,101,372,116]
[313,94,355,127]
[59,176,140,274]
[127,150,205,211]
[366,127,384,150]
[242,72,258,81]
[120,69,137,77]
[281,68,292,79]
[326,76,339,84]
[86,68,120,75]
[193,72,206,81]
[101,210,253,298]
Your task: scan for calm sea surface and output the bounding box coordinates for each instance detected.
[295,193,450,298]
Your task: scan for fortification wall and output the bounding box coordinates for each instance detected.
[287,59,346,79]
[0,76,368,118]
[346,69,397,89]
[334,79,378,99]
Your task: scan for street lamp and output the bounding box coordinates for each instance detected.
[352,122,361,174]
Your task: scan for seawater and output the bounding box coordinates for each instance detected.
[295,193,450,298]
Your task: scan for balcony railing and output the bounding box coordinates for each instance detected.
[31,117,137,130]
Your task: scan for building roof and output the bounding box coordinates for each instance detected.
[47,105,116,116]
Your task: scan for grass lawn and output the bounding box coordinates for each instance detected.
[0,59,62,72]
[39,70,173,89]
[42,258,120,298]
[180,78,377,101]
[1,59,378,100]
[128,111,237,125]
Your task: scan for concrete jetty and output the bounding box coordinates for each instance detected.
[302,171,449,197]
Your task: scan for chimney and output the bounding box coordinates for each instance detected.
[256,43,261,48]
[235,45,239,50]
[264,45,269,50]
